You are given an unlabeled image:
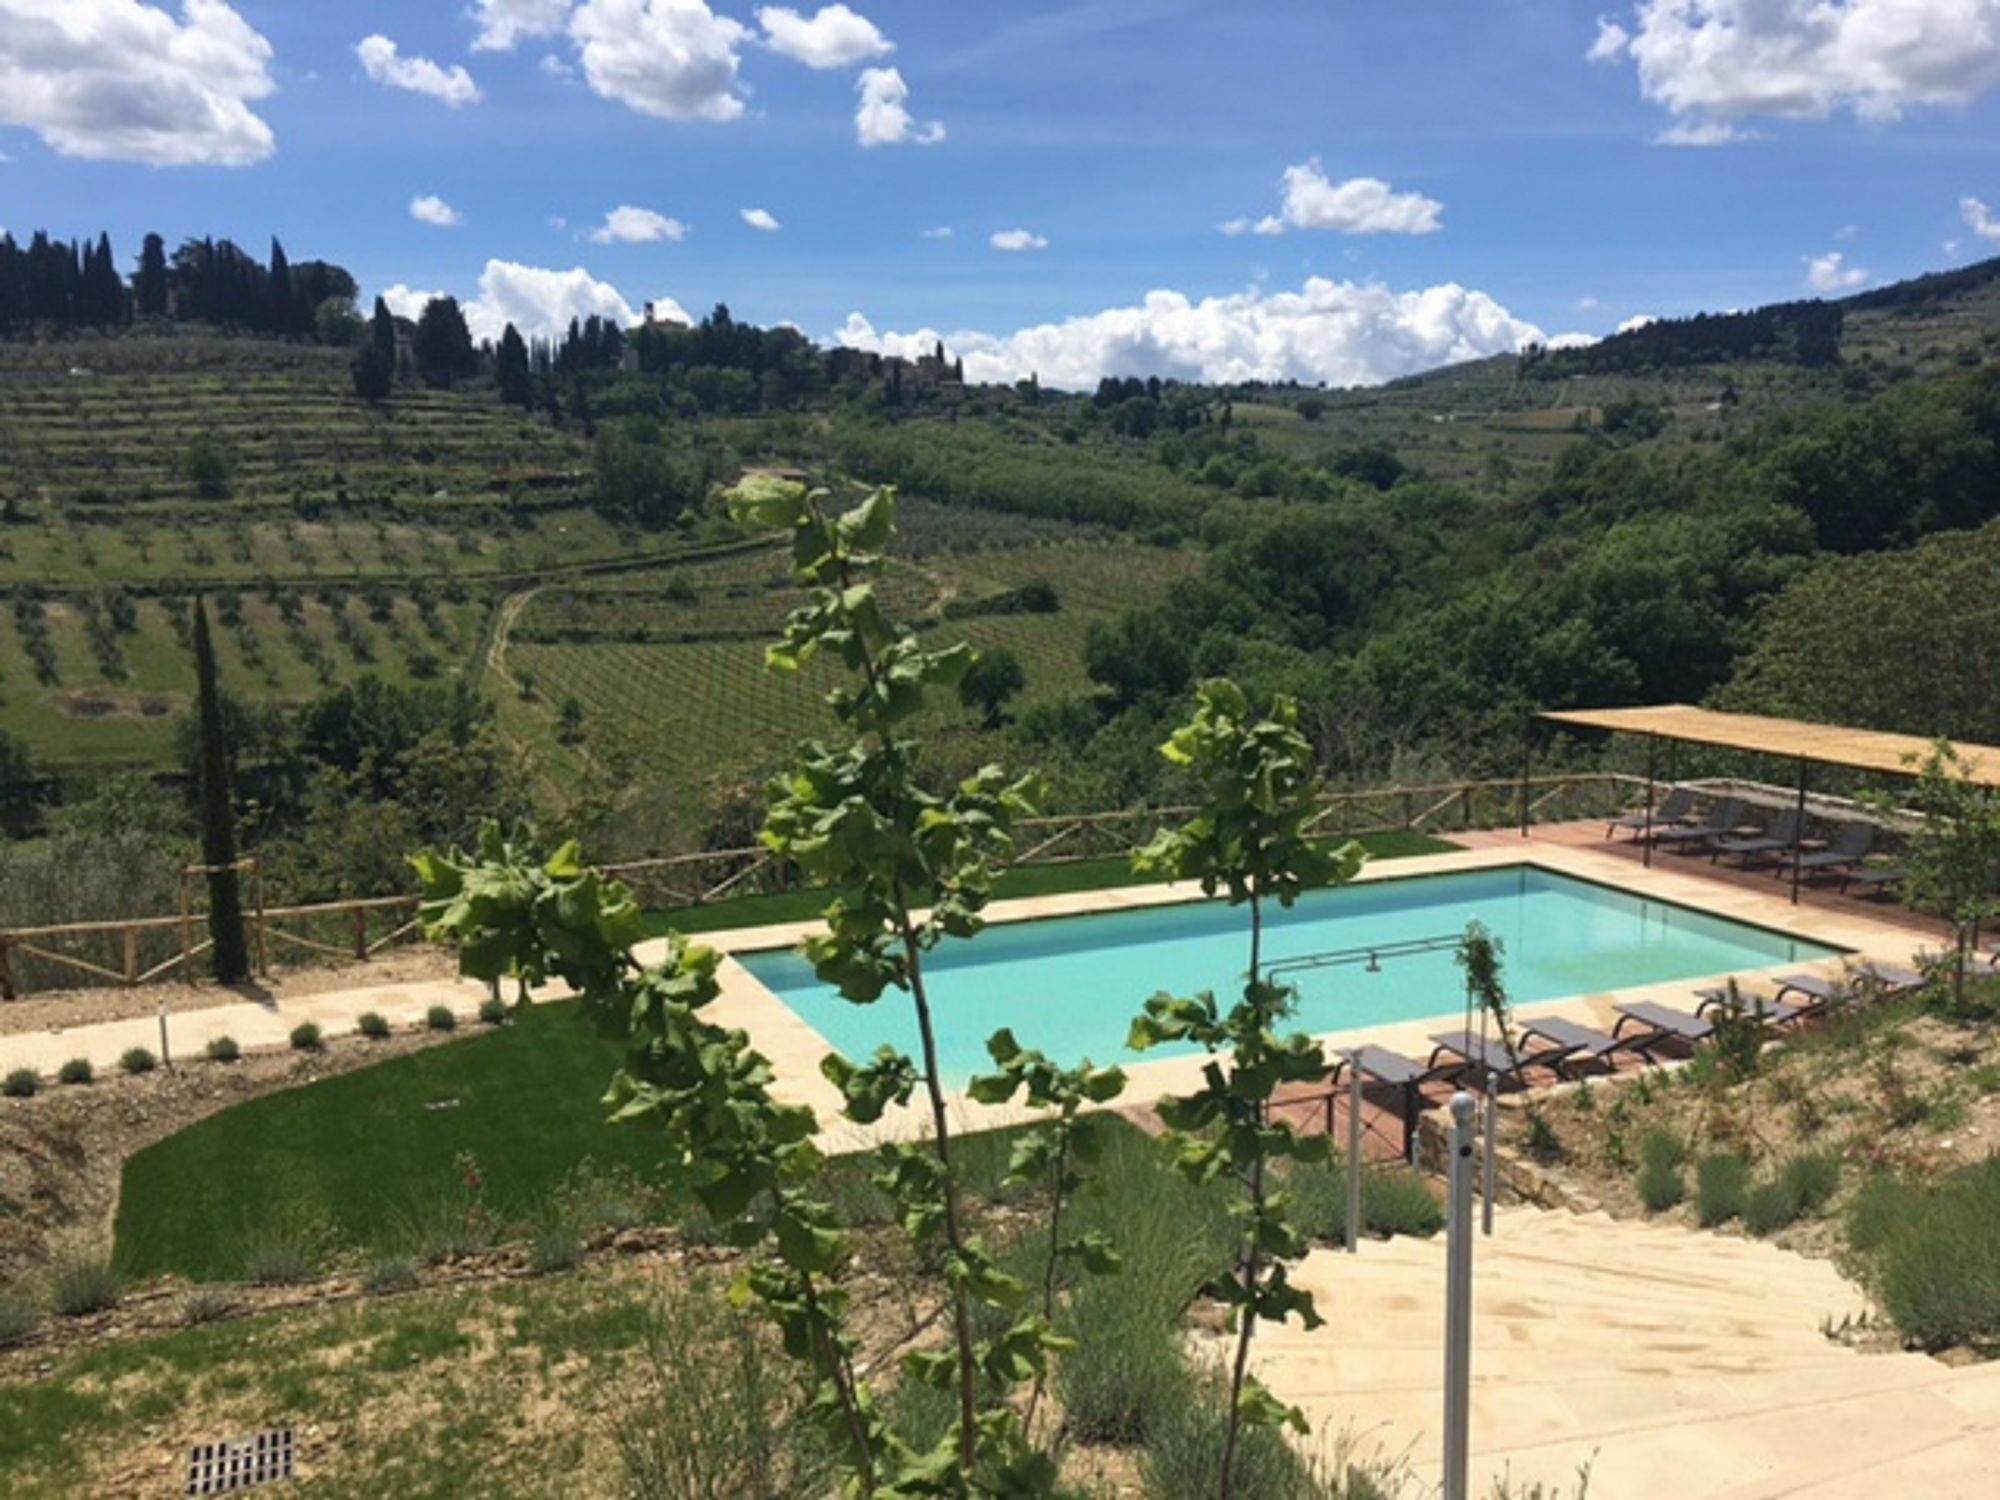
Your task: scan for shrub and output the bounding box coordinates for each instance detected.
[119,1047,157,1076]
[3,1067,39,1098]
[288,1022,324,1052]
[1638,1126,1687,1173]
[1695,1153,1752,1226]
[1636,1157,1685,1213]
[362,1254,418,1295]
[1743,1179,1802,1236]
[240,1213,325,1286]
[56,1058,93,1086]
[357,1011,392,1039]
[1851,1157,2000,1347]
[206,1035,241,1063]
[1524,1108,1563,1164]
[180,1286,232,1327]
[1139,1372,1317,1500]
[0,1294,36,1349]
[1289,1158,1444,1245]
[1780,1152,1841,1215]
[48,1249,120,1317]
[424,1005,457,1032]
[478,996,509,1027]
[530,1221,583,1275]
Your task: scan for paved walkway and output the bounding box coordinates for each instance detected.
[1247,1206,2000,1497]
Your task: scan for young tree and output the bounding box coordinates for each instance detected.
[1127,681,1365,1499]
[1892,742,2000,1007]
[191,597,250,984]
[351,343,394,403]
[134,232,168,317]
[413,296,477,388]
[370,295,397,366]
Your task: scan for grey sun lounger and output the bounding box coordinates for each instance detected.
[1610,998,1800,1054]
[1514,1015,1647,1074]
[1840,864,1907,897]
[1784,821,1876,879]
[1424,1029,1577,1086]
[1650,798,1748,852]
[1773,962,1925,1002]
[1691,986,1811,1026]
[1327,1045,1461,1158]
[1710,808,1805,867]
[1607,786,1695,841]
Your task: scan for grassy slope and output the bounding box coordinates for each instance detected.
[113,830,1455,1282]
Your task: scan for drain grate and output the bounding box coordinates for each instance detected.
[186,1428,295,1494]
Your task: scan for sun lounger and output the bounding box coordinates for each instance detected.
[1607,786,1695,841]
[1515,1015,1646,1075]
[1610,1001,1716,1052]
[1327,1045,1460,1158]
[1691,985,1812,1026]
[1839,864,1906,898]
[1709,808,1805,867]
[1650,797,1748,853]
[1852,961,1925,994]
[1784,821,1876,880]
[1424,1029,1577,1087]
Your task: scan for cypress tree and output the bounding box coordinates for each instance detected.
[495,322,533,407]
[269,237,294,334]
[135,232,168,317]
[370,295,397,366]
[191,597,250,984]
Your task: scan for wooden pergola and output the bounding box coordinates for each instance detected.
[1534,704,2000,902]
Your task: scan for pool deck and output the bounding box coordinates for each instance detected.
[683,832,1944,1152]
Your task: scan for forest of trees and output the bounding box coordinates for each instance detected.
[1525,299,1847,375]
[0,229,357,339]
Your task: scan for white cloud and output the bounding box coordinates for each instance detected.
[0,0,276,167]
[1241,159,1444,237]
[378,284,446,321]
[757,4,891,68]
[740,206,781,231]
[409,194,463,228]
[836,275,1551,389]
[1834,222,1859,240]
[1806,250,1868,293]
[356,35,482,108]
[1617,313,1658,333]
[642,294,693,323]
[1593,0,2000,142]
[1546,332,1600,350]
[920,225,953,239]
[1655,119,1751,146]
[587,204,688,243]
[382,260,653,342]
[1961,195,2000,242]
[539,52,576,79]
[1944,237,1964,259]
[569,0,749,122]
[990,228,1048,252]
[472,0,574,52]
[1587,17,1631,63]
[855,65,943,146]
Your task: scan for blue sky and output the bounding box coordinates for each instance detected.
[5,2,2000,384]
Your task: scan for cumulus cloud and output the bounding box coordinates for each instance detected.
[471,0,574,52]
[381,260,654,343]
[356,35,482,108]
[990,229,1049,252]
[1655,119,1751,146]
[0,0,277,167]
[856,66,943,146]
[837,275,1550,389]
[740,206,781,231]
[587,204,688,243]
[1961,195,2000,242]
[1231,159,1443,238]
[569,0,749,122]
[1574,294,1604,313]
[1806,250,1868,293]
[1591,1,2000,141]
[920,225,954,239]
[409,194,463,227]
[758,4,891,68]
[1617,313,1658,333]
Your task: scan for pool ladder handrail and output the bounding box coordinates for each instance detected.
[1267,931,1466,979]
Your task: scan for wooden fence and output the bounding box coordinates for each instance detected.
[0,773,1640,1000]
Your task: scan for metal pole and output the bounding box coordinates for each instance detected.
[1642,735,1657,868]
[158,1002,171,1071]
[1482,1077,1498,1237]
[1518,723,1532,839]
[1791,754,1807,906]
[1346,1054,1363,1255]
[1443,1091,1477,1500]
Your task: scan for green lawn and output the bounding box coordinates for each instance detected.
[114,831,1455,1282]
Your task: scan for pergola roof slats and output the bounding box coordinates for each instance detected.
[1538,704,2000,788]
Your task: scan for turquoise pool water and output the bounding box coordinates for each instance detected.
[738,867,1843,1085]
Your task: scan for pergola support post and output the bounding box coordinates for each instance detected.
[1642,735,1657,868]
[1791,754,1808,905]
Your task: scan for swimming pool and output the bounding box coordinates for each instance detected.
[738,867,1844,1085]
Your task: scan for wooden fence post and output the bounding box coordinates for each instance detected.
[0,939,13,1001]
[353,903,369,960]
[124,925,139,984]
